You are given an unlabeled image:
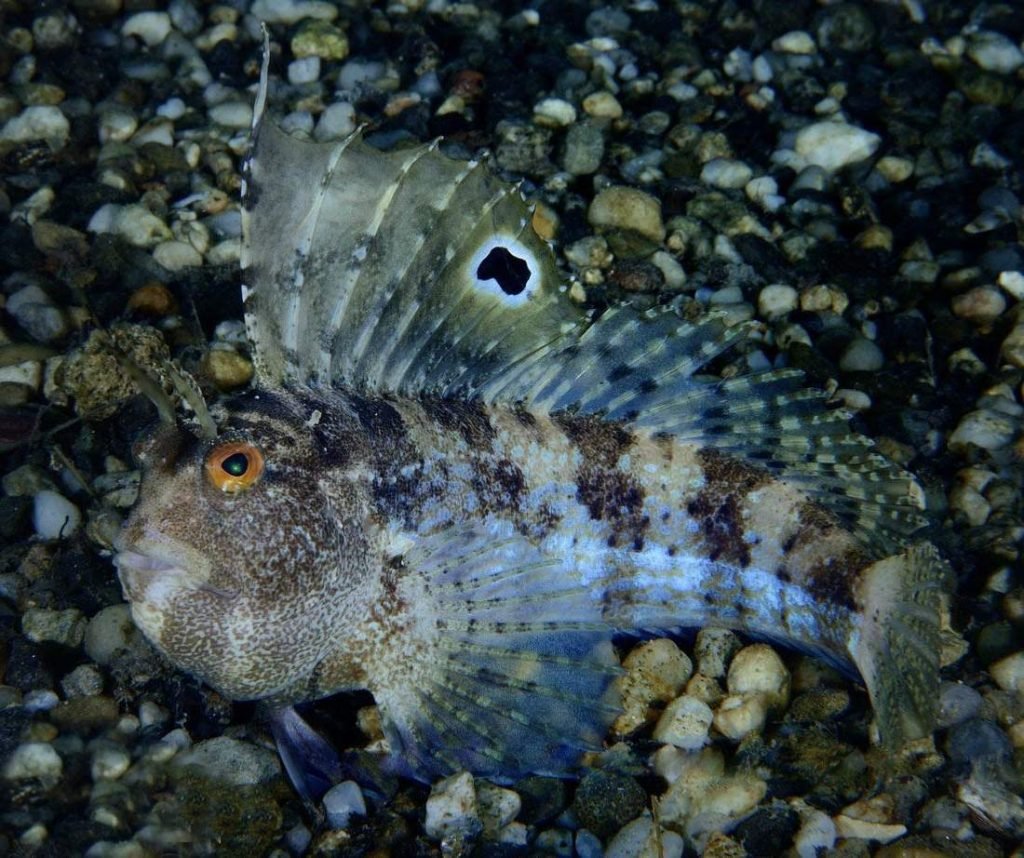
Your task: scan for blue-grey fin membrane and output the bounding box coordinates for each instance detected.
[269,706,345,802]
[377,527,622,783]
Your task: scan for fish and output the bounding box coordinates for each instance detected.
[113,42,945,791]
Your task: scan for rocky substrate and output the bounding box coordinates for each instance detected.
[1,0,1022,855]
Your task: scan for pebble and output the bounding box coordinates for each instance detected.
[833,815,907,844]
[1001,319,1024,369]
[208,101,253,129]
[948,409,1017,452]
[314,101,356,141]
[91,745,131,782]
[700,158,754,190]
[695,628,742,679]
[250,0,339,24]
[937,682,983,729]
[839,337,884,372]
[33,490,82,540]
[51,695,119,732]
[21,608,86,648]
[758,284,798,318]
[989,652,1024,693]
[614,639,693,734]
[291,20,349,61]
[477,781,521,836]
[61,664,104,699]
[202,348,254,390]
[966,31,1024,75]
[793,120,881,173]
[152,240,203,272]
[288,56,321,85]
[121,11,172,47]
[951,286,1006,326]
[572,770,646,838]
[589,186,665,243]
[562,123,604,175]
[773,30,817,54]
[0,105,70,147]
[582,91,623,119]
[714,692,769,740]
[322,780,366,829]
[83,605,138,666]
[88,204,173,248]
[605,814,684,858]
[793,806,837,857]
[424,771,480,840]
[2,742,62,781]
[171,737,280,787]
[875,155,914,183]
[653,694,714,749]
[533,97,577,128]
[6,283,69,342]
[745,175,784,211]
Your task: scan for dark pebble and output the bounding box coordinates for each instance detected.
[570,770,646,838]
[0,496,32,543]
[514,776,567,826]
[4,637,54,691]
[946,718,1013,775]
[732,801,799,856]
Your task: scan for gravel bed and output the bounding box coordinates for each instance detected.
[1,0,1023,856]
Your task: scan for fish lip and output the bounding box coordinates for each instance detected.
[114,539,238,603]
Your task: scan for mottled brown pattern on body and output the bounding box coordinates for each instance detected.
[421,397,496,446]
[555,413,649,549]
[783,500,867,610]
[688,448,773,567]
[470,457,526,517]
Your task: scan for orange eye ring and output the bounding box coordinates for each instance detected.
[205,441,265,494]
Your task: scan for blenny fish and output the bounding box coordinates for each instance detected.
[114,45,944,789]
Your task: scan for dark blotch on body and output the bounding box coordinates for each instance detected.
[422,397,496,446]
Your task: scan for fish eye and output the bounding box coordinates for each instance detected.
[205,441,265,494]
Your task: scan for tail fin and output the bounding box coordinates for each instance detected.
[849,543,948,746]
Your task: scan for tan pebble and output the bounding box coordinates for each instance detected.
[1006,719,1024,749]
[727,643,790,708]
[685,672,724,707]
[203,349,254,391]
[853,223,893,252]
[833,815,906,844]
[713,692,768,740]
[588,186,665,243]
[531,203,558,241]
[875,155,914,183]
[127,282,177,317]
[652,694,713,749]
[951,285,1006,325]
[582,91,623,119]
[701,832,746,858]
[1000,320,1024,369]
[989,651,1024,692]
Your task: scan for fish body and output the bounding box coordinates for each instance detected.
[114,44,944,785]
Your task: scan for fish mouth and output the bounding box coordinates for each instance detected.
[114,537,237,605]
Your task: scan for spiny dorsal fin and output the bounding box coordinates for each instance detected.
[241,45,584,394]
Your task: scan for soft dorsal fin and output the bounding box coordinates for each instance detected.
[241,46,584,394]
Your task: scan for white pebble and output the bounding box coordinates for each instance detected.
[758,283,798,318]
[951,286,1006,325]
[3,743,62,781]
[153,240,203,271]
[0,105,70,147]
[477,781,521,836]
[5,284,67,342]
[713,692,769,740]
[131,118,175,147]
[98,110,138,144]
[288,56,321,85]
[250,0,338,25]
[948,409,1017,452]
[745,175,784,211]
[33,490,81,540]
[425,771,479,840]
[533,97,577,127]
[833,815,907,844]
[122,12,173,47]
[839,337,884,372]
[966,31,1024,75]
[700,158,753,190]
[794,807,837,858]
[156,98,187,120]
[653,695,714,749]
[208,101,253,129]
[997,270,1024,301]
[728,644,790,705]
[794,120,881,173]
[314,101,356,141]
[88,203,172,248]
[990,651,1024,693]
[22,690,59,712]
[84,605,136,666]
[773,30,817,54]
[323,780,367,829]
[605,814,683,858]
[91,746,131,782]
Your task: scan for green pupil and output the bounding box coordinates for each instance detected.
[222,453,249,477]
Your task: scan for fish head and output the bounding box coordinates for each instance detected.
[114,389,378,702]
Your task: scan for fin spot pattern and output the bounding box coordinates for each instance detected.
[477,246,531,296]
